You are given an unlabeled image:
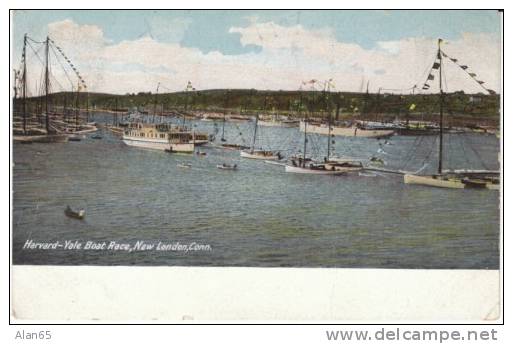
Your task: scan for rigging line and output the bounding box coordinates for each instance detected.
[50,44,75,89]
[412,48,441,94]
[49,73,65,93]
[26,41,45,67]
[380,86,416,92]
[419,136,437,169]
[441,49,494,94]
[415,55,438,90]
[407,135,428,169]
[26,36,46,44]
[49,40,87,89]
[400,136,421,169]
[458,134,473,167]
[442,62,449,94]
[462,134,489,170]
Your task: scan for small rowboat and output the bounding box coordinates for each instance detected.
[91,134,102,139]
[64,206,85,220]
[177,163,192,168]
[217,163,237,170]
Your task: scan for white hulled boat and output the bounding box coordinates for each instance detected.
[241,114,282,160]
[299,120,394,138]
[123,123,194,153]
[286,81,364,174]
[403,39,499,189]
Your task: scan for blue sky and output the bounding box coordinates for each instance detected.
[13,10,500,54]
[11,10,501,93]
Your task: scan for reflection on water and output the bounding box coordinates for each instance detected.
[12,114,500,268]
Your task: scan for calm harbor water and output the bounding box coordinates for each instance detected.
[12,114,500,269]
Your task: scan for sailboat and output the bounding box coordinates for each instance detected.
[13,35,69,143]
[285,84,355,175]
[240,114,282,160]
[404,39,499,190]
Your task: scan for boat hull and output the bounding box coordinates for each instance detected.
[403,174,465,189]
[190,139,209,146]
[285,165,347,175]
[300,121,394,138]
[14,134,69,143]
[240,150,280,160]
[122,136,194,153]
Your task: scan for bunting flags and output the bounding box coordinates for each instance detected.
[441,49,495,95]
[432,62,440,69]
[427,74,435,80]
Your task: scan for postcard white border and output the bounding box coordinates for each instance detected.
[6,6,505,324]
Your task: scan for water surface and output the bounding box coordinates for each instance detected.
[12,114,500,269]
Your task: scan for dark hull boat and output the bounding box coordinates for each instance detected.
[64,206,85,220]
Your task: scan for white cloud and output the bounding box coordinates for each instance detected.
[19,19,501,95]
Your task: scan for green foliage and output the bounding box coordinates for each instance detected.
[22,89,500,119]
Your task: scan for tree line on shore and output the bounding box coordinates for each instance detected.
[17,88,500,124]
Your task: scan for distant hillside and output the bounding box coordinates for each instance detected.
[18,88,500,123]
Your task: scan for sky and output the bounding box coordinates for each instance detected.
[11,10,502,95]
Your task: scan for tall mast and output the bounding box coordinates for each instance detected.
[22,34,27,134]
[114,97,118,125]
[75,82,79,130]
[86,91,89,123]
[13,69,17,100]
[299,91,307,167]
[182,83,189,128]
[63,92,68,124]
[251,114,258,154]
[152,82,160,123]
[437,38,444,175]
[221,90,228,141]
[326,82,332,161]
[44,36,50,134]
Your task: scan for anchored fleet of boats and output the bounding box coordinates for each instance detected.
[12,34,500,192]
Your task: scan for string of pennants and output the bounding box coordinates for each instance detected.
[49,38,88,91]
[419,51,441,90]
[441,50,495,95]
[418,49,495,95]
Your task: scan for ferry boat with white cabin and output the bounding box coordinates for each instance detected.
[122,123,194,153]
